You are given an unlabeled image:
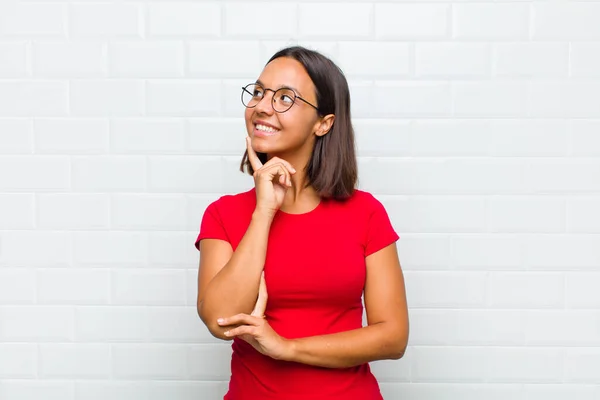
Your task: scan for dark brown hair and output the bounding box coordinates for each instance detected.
[239,46,357,200]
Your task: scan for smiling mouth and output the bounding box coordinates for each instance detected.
[254,124,280,135]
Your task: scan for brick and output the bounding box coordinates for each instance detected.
[570,43,600,78]
[339,42,410,77]
[0,344,37,378]
[75,306,148,342]
[524,384,598,400]
[189,41,262,77]
[453,82,528,117]
[187,118,246,155]
[188,344,232,379]
[453,4,529,40]
[525,235,600,270]
[70,3,140,37]
[33,41,106,77]
[370,353,412,382]
[0,306,74,342]
[0,3,65,36]
[187,195,218,232]
[74,381,228,400]
[566,273,600,309]
[565,348,600,383]
[39,344,110,378]
[415,43,490,78]
[490,120,568,157]
[148,232,199,267]
[451,235,523,270]
[34,119,109,154]
[0,269,35,304]
[404,271,486,308]
[533,3,600,40]
[488,197,566,233]
[73,232,148,267]
[569,121,600,156]
[354,120,410,157]
[412,347,487,382]
[0,156,69,191]
[147,2,220,37]
[409,120,490,156]
[146,80,220,117]
[410,310,525,346]
[394,234,450,271]
[186,269,198,306]
[525,159,600,194]
[567,197,600,233]
[111,194,187,230]
[0,81,68,117]
[488,272,564,309]
[70,80,144,117]
[37,269,110,305]
[71,156,146,192]
[0,41,27,77]
[391,196,485,233]
[110,41,184,78]
[494,43,568,78]
[525,310,600,346]
[222,156,256,193]
[380,383,524,400]
[260,41,339,64]
[487,348,564,383]
[38,194,109,230]
[111,269,186,306]
[225,3,296,38]
[147,307,215,343]
[373,82,452,117]
[0,231,71,267]
[0,194,34,229]
[111,119,185,154]
[0,119,32,154]
[529,82,600,118]
[222,79,252,118]
[376,4,449,39]
[111,344,188,379]
[348,80,373,118]
[299,4,372,38]
[0,380,74,400]
[148,156,223,193]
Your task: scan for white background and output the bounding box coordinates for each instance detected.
[1,1,600,399]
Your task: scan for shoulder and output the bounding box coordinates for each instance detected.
[343,189,386,213]
[207,188,256,214]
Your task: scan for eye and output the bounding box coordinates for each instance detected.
[252,87,264,98]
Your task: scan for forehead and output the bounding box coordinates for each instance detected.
[258,57,315,96]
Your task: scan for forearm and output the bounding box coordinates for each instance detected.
[200,211,272,337]
[284,323,408,369]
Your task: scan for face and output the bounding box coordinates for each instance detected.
[244,57,330,158]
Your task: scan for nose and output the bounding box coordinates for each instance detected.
[254,90,275,115]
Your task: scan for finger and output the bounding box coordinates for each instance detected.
[262,163,291,188]
[264,156,296,175]
[217,313,261,327]
[246,136,263,171]
[224,325,256,338]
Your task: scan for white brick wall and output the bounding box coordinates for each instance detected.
[1,1,599,399]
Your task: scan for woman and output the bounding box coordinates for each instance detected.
[195,46,409,400]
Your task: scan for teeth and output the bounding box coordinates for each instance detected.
[256,124,278,133]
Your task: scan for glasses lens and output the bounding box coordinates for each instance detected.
[272,88,296,112]
[242,84,263,108]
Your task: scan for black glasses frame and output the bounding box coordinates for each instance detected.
[241,83,319,113]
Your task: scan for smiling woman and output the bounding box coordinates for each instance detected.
[194,46,409,400]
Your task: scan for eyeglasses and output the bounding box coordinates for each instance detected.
[241,83,319,114]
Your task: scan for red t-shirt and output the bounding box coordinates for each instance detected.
[195,188,399,400]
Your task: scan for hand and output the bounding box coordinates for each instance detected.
[246,137,296,218]
[217,313,291,361]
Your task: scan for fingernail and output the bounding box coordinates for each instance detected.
[217,318,224,324]
[224,331,230,336]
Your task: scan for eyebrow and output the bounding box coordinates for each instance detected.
[255,80,303,97]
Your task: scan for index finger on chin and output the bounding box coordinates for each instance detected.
[246,136,263,171]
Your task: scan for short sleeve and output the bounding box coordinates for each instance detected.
[365,196,399,257]
[194,201,229,250]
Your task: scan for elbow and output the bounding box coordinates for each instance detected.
[197,301,233,342]
[387,327,409,360]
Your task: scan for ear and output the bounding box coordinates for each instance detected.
[314,114,335,137]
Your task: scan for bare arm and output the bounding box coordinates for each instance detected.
[198,211,272,340]
[282,243,409,368]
